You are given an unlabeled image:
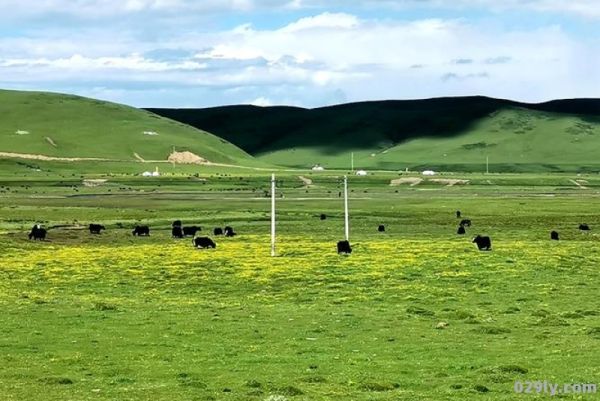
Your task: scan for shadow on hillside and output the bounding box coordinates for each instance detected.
[148,97,600,155]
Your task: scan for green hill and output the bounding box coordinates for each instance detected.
[0,89,258,167]
[149,97,600,172]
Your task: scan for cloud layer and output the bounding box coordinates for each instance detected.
[1,2,598,107]
[2,0,600,18]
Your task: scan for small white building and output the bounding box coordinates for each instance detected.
[142,167,160,177]
[422,170,436,176]
[356,170,368,176]
[312,164,325,171]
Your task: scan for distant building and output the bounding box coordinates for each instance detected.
[312,164,325,171]
[356,170,368,176]
[422,170,436,176]
[142,167,160,177]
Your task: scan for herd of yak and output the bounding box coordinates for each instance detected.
[27,220,236,249]
[26,210,589,254]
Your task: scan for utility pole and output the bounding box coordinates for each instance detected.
[486,156,489,175]
[351,152,354,173]
[344,176,349,241]
[271,174,276,257]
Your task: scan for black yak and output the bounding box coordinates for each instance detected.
[224,226,236,237]
[456,210,462,218]
[551,231,559,240]
[337,240,352,255]
[132,226,150,236]
[89,224,105,234]
[28,225,46,240]
[193,237,216,249]
[182,226,201,237]
[172,220,182,228]
[579,224,591,231]
[213,227,223,236]
[457,226,466,235]
[172,226,184,238]
[473,235,492,251]
[460,219,472,227]
[378,225,385,232]
[320,214,327,220]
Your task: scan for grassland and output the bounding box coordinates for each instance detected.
[150,97,600,172]
[1,170,600,400]
[0,89,259,167]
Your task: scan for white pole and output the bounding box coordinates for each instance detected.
[486,156,489,175]
[351,152,354,173]
[344,176,349,241]
[271,173,276,257]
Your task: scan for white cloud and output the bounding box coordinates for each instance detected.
[280,12,359,32]
[249,96,273,106]
[451,0,600,19]
[2,0,600,18]
[0,10,597,107]
[0,54,207,72]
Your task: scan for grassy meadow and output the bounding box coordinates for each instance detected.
[1,168,600,400]
[150,97,600,172]
[0,90,258,166]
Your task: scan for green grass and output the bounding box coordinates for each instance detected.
[1,171,600,400]
[259,107,600,172]
[0,89,260,167]
[150,97,600,172]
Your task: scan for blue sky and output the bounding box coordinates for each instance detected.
[0,0,598,107]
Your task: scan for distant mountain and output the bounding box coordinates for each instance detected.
[149,96,600,172]
[0,89,257,166]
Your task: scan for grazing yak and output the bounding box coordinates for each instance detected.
[224,226,236,237]
[378,225,385,232]
[172,220,182,228]
[193,237,216,249]
[456,210,462,218]
[460,219,472,227]
[28,225,46,240]
[132,225,150,236]
[337,240,352,255]
[320,214,327,220]
[457,226,466,235]
[172,226,184,238]
[213,227,224,236]
[89,224,105,234]
[579,224,591,231]
[551,231,560,240]
[473,235,492,251]
[182,226,201,237]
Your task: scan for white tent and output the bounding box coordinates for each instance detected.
[355,170,368,176]
[422,170,436,176]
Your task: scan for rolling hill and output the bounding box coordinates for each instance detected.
[149,97,600,172]
[0,89,259,168]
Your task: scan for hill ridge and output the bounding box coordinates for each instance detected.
[0,89,259,168]
[148,96,600,172]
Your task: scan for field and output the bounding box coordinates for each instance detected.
[1,169,600,400]
[0,90,258,166]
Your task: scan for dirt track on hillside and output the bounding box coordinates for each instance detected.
[0,152,111,162]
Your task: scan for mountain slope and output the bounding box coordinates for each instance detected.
[0,89,258,166]
[149,97,600,172]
